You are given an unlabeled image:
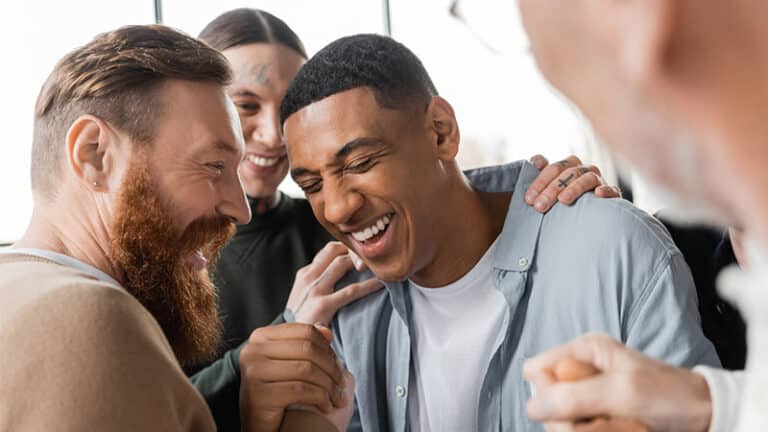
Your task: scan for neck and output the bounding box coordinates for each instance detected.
[14,195,125,285]
[410,176,510,288]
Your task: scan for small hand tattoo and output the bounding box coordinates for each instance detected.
[558,173,575,188]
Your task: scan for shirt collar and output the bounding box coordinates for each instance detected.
[0,247,123,289]
[382,160,544,318]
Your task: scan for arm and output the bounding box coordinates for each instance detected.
[624,252,720,368]
[526,154,621,212]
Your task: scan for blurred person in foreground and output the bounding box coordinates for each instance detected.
[515,0,768,430]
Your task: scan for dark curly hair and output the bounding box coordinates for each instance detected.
[279,33,438,125]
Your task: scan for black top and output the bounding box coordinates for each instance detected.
[214,193,333,357]
[658,215,747,370]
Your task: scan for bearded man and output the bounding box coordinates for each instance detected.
[0,25,350,431]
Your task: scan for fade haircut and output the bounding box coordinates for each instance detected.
[279,33,438,126]
[32,24,232,198]
[199,8,307,59]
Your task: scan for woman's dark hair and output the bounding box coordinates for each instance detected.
[199,8,307,59]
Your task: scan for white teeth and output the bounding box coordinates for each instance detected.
[247,154,280,167]
[350,214,393,243]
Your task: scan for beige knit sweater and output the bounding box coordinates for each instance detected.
[0,253,216,431]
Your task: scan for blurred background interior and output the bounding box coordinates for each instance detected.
[0,0,655,244]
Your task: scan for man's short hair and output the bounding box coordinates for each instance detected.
[199,8,307,59]
[279,34,438,126]
[32,24,232,198]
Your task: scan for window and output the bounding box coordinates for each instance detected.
[0,0,154,242]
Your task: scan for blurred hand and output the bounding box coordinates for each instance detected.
[239,323,346,432]
[527,154,621,213]
[539,358,648,432]
[287,242,382,326]
[523,333,712,432]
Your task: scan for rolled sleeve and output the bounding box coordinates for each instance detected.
[625,252,721,368]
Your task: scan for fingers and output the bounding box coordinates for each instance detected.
[247,324,342,384]
[557,169,604,205]
[258,339,342,384]
[533,165,603,212]
[327,278,384,310]
[262,381,335,413]
[526,155,583,211]
[554,358,600,382]
[256,358,342,405]
[526,374,618,421]
[573,418,649,432]
[530,154,550,170]
[315,254,356,295]
[523,333,619,381]
[595,185,621,199]
[250,323,333,347]
[308,242,352,277]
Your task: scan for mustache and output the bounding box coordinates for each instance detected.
[177,216,236,261]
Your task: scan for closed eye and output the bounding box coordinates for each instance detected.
[206,162,225,174]
[344,157,376,174]
[298,179,322,195]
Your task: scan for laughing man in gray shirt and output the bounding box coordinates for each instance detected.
[280,34,719,432]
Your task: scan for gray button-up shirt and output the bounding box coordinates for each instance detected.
[333,161,720,432]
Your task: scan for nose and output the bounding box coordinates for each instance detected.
[322,178,364,227]
[250,108,283,151]
[217,169,252,225]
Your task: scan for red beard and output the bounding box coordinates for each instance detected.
[110,156,235,367]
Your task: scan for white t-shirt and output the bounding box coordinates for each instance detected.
[407,237,507,432]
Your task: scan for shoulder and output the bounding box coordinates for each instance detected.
[0,271,214,430]
[542,195,678,258]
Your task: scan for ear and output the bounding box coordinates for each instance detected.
[614,0,676,86]
[425,96,461,162]
[65,115,120,192]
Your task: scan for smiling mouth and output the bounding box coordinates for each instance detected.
[246,154,283,167]
[348,212,394,244]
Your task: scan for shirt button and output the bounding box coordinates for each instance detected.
[518,258,528,268]
[396,385,407,398]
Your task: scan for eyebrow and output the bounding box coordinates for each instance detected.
[290,137,385,180]
[334,137,385,159]
[228,88,262,98]
[193,139,239,158]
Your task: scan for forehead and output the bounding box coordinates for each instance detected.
[223,43,305,95]
[284,87,408,157]
[153,79,244,156]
